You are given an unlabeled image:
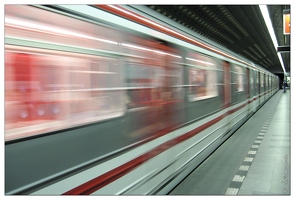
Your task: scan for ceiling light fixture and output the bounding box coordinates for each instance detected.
[259,5,286,74]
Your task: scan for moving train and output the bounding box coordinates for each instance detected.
[5,5,279,195]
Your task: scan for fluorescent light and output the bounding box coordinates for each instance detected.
[259,5,286,74]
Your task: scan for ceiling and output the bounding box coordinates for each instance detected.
[145,5,290,77]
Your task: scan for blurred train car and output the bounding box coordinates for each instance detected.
[5,5,279,195]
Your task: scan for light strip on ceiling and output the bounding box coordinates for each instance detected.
[259,5,286,74]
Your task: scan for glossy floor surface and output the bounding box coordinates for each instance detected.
[169,89,290,195]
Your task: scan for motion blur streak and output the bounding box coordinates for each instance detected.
[96,5,249,66]
[5,5,182,142]
[5,5,279,195]
[6,17,119,45]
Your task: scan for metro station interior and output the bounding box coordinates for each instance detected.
[4,4,291,196]
[145,5,290,81]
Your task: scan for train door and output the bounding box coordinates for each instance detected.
[223,61,231,108]
[246,68,250,99]
[257,71,261,106]
[269,75,273,96]
[246,68,251,114]
[249,68,256,112]
[121,34,184,139]
[260,72,265,103]
[252,70,257,111]
[265,74,269,99]
[221,61,231,133]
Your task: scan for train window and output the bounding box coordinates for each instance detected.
[5,50,124,141]
[260,73,264,87]
[256,72,259,89]
[250,70,254,90]
[186,53,218,101]
[122,34,183,109]
[125,63,155,107]
[189,68,206,97]
[233,65,244,92]
[125,62,182,108]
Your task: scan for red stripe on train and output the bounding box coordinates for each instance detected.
[64,88,284,194]
[94,5,249,67]
[63,103,247,195]
[61,6,275,194]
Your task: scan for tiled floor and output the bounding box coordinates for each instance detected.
[238,90,290,195]
[169,89,290,195]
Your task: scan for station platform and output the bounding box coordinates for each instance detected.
[169,89,291,195]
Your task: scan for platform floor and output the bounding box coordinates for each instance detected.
[169,89,290,195]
